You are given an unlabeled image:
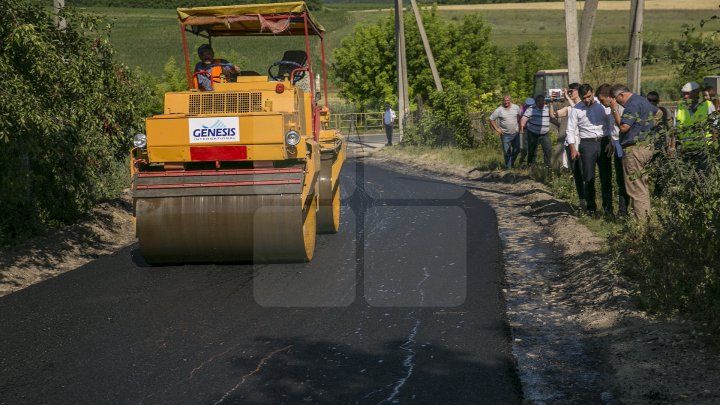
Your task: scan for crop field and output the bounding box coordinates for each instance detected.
[86,1,718,93]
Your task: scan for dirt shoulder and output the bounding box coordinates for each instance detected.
[0,191,135,297]
[1,152,719,403]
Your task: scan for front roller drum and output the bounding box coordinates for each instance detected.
[135,194,316,264]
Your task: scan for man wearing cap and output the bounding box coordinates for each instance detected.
[610,84,658,220]
[675,81,716,150]
[194,44,240,91]
[489,95,522,169]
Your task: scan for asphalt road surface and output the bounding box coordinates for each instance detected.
[0,159,521,404]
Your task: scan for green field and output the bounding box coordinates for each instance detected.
[84,4,714,97]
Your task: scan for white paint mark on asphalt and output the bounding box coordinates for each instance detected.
[376,266,431,404]
[189,346,233,380]
[213,345,293,405]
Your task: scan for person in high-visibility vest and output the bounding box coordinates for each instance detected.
[675,81,716,150]
[193,44,240,91]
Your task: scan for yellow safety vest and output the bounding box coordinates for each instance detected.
[676,100,713,148]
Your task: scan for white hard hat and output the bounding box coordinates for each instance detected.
[681,81,700,92]
[524,97,535,106]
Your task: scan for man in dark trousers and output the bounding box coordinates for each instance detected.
[567,84,614,215]
[383,103,396,146]
[597,83,629,215]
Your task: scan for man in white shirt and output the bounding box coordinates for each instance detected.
[489,95,522,169]
[567,84,614,215]
[551,83,585,207]
[383,103,396,146]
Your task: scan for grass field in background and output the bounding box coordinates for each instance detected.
[84,3,717,97]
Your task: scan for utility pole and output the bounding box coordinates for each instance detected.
[627,0,644,93]
[409,0,442,92]
[54,0,66,30]
[578,0,598,73]
[564,0,582,84]
[395,0,409,136]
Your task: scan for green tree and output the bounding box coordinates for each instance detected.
[332,8,501,110]
[670,14,720,82]
[0,0,153,243]
[504,41,558,99]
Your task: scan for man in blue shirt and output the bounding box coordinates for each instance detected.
[610,84,658,220]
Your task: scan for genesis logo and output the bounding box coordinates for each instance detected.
[192,120,237,138]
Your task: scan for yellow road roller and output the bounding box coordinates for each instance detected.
[130,2,345,264]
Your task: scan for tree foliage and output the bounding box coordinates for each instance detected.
[0,0,153,244]
[331,6,558,147]
[670,14,720,82]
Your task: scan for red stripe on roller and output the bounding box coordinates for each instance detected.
[190,146,247,161]
[137,168,304,178]
[136,179,302,190]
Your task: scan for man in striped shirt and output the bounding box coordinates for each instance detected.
[567,83,614,215]
[520,94,553,166]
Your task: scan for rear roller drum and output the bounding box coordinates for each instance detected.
[317,157,341,234]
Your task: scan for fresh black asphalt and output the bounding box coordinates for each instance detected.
[0,160,521,404]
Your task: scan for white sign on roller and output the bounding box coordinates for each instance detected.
[188,117,240,143]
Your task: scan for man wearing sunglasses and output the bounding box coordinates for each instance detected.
[610,84,658,220]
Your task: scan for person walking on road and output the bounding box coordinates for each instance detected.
[566,84,614,215]
[610,84,658,220]
[520,94,553,166]
[489,95,522,170]
[383,103,396,146]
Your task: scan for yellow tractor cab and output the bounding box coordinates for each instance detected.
[130,2,345,264]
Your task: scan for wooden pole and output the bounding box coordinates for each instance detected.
[564,0,582,84]
[409,0,442,92]
[627,0,644,93]
[578,0,598,74]
[395,0,408,136]
[54,0,66,30]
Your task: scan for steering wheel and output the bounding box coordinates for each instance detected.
[267,60,305,84]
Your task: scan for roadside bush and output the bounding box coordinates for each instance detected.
[0,1,153,245]
[402,85,474,148]
[610,121,720,330]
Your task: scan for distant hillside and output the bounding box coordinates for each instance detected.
[66,0,322,10]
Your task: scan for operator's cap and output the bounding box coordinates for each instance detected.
[681,81,700,92]
[524,97,535,106]
[197,43,213,57]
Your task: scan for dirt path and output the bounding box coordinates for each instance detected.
[1,151,719,403]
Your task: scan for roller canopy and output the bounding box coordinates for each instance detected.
[177,1,325,36]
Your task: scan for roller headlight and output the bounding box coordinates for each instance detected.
[285,130,301,146]
[133,133,147,148]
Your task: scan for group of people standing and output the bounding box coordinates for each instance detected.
[489,80,717,221]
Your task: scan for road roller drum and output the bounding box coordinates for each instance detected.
[136,193,316,264]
